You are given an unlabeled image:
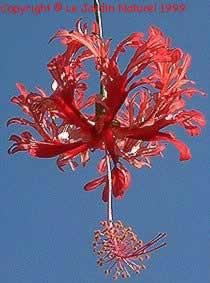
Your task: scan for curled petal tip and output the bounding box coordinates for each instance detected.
[48,34,57,44]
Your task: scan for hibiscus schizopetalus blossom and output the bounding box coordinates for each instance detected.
[8,18,206,280]
[8,20,205,201]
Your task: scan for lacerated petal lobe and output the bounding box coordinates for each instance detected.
[84,175,106,191]
[171,48,182,63]
[80,150,90,167]
[56,144,89,171]
[142,143,166,157]
[16,83,29,97]
[8,130,88,160]
[110,32,144,63]
[192,111,206,127]
[8,132,33,154]
[156,132,191,161]
[97,158,107,174]
[176,110,206,136]
[9,134,22,143]
[7,118,33,127]
[51,20,108,59]
[49,29,71,45]
[29,141,86,158]
[8,145,26,154]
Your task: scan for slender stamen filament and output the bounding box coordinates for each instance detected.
[130,232,167,257]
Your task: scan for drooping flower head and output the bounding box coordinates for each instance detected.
[93,220,166,280]
[8,20,206,201]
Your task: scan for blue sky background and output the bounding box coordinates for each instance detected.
[1,1,209,282]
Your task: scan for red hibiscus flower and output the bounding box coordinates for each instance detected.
[8,20,206,201]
